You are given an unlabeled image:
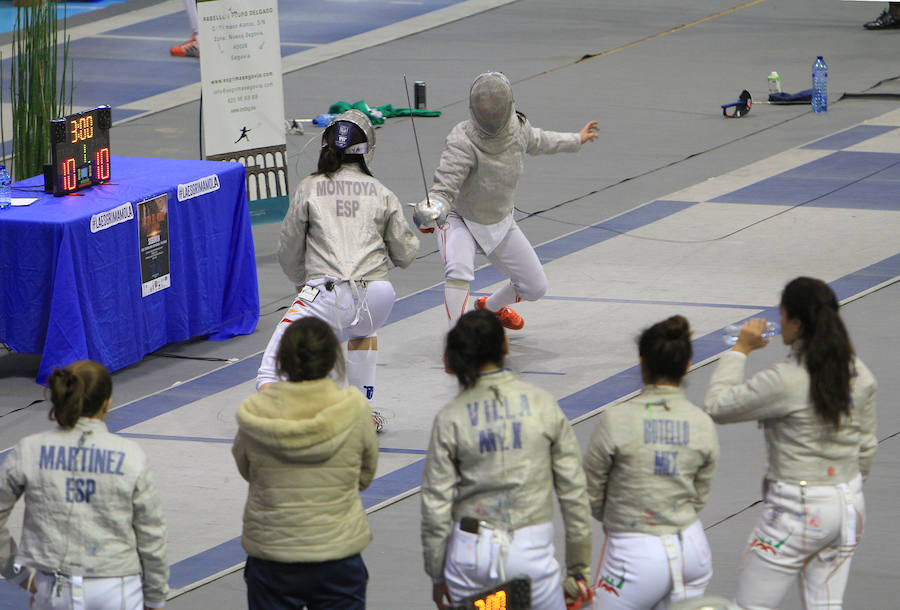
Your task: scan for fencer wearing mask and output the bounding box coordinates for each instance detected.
[413,71,599,331]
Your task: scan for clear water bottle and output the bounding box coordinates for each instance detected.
[312,113,336,127]
[811,56,828,113]
[723,321,779,346]
[0,164,11,210]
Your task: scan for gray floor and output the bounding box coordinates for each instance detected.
[2,0,899,607]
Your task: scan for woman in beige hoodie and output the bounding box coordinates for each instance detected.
[233,317,379,610]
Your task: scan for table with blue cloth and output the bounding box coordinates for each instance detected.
[0,156,259,384]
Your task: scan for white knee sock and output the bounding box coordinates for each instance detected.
[185,0,199,35]
[444,280,470,327]
[486,282,518,312]
[347,347,377,401]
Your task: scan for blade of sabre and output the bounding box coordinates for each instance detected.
[403,74,431,205]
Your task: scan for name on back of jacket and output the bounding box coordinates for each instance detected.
[318,180,376,218]
[644,418,689,477]
[317,180,377,197]
[466,393,532,454]
[38,444,126,503]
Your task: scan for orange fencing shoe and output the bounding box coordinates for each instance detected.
[475,296,524,330]
[171,34,199,58]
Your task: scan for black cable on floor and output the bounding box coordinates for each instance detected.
[839,74,900,100]
[150,353,236,363]
[0,399,44,420]
[704,499,763,530]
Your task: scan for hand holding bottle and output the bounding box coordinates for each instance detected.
[729,318,774,355]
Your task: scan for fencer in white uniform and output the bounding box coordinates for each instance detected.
[257,110,419,430]
[413,72,599,330]
[704,277,877,610]
[421,310,593,610]
[583,315,719,609]
[0,361,168,610]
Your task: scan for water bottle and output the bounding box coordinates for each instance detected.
[312,113,336,127]
[767,71,782,94]
[0,164,11,210]
[811,56,828,113]
[723,322,779,346]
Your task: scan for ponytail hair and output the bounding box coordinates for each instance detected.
[444,310,506,390]
[315,120,372,177]
[47,360,112,429]
[638,315,693,386]
[276,317,345,382]
[781,277,854,429]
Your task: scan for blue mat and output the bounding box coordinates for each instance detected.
[0,1,129,35]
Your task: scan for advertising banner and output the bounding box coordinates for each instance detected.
[198,0,285,157]
[136,194,171,297]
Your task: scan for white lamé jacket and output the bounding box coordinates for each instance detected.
[421,369,592,581]
[704,349,877,485]
[278,164,419,285]
[427,114,582,226]
[0,418,169,606]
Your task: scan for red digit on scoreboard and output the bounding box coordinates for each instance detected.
[94,147,110,181]
[62,158,77,191]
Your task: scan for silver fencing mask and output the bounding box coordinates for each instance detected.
[469,72,514,137]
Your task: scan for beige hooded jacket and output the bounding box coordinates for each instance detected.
[233,378,378,563]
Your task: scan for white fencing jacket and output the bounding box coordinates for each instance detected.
[427,114,582,227]
[704,350,877,485]
[583,385,719,536]
[278,164,419,285]
[0,418,169,606]
[421,369,592,581]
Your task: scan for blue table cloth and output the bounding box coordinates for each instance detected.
[0,157,259,384]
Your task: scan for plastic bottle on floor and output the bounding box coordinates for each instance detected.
[811,56,828,113]
[768,71,782,94]
[0,165,11,210]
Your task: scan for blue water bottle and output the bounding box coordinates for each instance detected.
[0,164,11,210]
[811,56,828,113]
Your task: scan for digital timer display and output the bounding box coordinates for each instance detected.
[448,577,530,610]
[49,105,111,196]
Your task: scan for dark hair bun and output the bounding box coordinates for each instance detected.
[638,315,693,385]
[660,314,690,341]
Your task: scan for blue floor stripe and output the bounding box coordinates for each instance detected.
[361,460,426,508]
[711,151,900,207]
[534,295,770,309]
[169,537,245,590]
[379,448,429,455]
[802,125,898,150]
[105,357,261,431]
[119,433,234,444]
